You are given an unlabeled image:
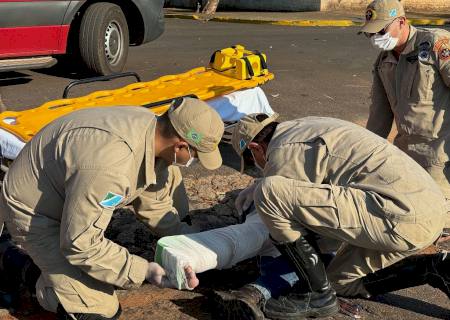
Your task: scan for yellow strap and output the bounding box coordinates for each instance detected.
[0,66,274,142]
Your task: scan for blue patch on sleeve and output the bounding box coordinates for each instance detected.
[99,192,124,208]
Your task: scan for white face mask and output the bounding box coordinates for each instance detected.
[250,150,265,171]
[370,32,399,51]
[173,145,196,168]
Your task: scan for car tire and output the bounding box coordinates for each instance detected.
[79,3,129,75]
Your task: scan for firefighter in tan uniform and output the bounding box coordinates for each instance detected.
[216,114,449,320]
[0,98,224,319]
[361,0,450,229]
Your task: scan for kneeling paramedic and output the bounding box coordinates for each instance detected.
[0,98,224,319]
[214,113,448,320]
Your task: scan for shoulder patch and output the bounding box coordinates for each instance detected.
[440,47,450,61]
[433,37,450,61]
[433,37,449,52]
[99,192,124,208]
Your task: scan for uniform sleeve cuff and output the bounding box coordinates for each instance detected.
[128,254,148,286]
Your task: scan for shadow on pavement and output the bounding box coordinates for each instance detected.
[374,293,450,319]
[0,72,32,87]
[33,58,95,81]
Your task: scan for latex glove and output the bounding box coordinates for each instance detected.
[145,262,167,286]
[235,183,257,219]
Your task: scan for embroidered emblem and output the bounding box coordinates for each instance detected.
[433,37,449,52]
[239,138,246,150]
[419,41,432,51]
[366,9,376,21]
[186,129,203,145]
[418,41,431,61]
[439,47,450,61]
[418,51,429,61]
[389,8,397,17]
[99,192,124,208]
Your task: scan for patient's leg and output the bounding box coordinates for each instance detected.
[155,212,270,289]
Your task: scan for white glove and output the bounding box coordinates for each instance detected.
[145,262,167,286]
[235,183,257,218]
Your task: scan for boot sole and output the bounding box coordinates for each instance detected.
[211,290,265,320]
[264,301,339,320]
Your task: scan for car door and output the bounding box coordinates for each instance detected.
[0,0,72,58]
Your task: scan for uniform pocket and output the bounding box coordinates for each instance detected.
[408,61,435,101]
[293,182,341,229]
[93,208,113,230]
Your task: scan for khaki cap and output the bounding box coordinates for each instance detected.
[231,112,279,172]
[168,97,224,170]
[360,0,405,34]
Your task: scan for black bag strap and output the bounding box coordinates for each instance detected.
[209,50,221,65]
[253,50,268,71]
[242,56,255,79]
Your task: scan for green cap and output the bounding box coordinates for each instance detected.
[168,97,224,170]
[360,0,405,34]
[231,112,279,172]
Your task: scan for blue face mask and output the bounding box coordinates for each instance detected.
[173,145,196,168]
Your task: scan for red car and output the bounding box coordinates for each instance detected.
[0,0,165,75]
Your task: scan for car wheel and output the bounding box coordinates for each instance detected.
[79,3,129,75]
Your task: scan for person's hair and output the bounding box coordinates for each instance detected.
[252,114,278,146]
[157,112,179,139]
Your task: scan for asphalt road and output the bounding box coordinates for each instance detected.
[0,19,449,319]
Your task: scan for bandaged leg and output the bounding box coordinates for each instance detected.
[155,213,271,289]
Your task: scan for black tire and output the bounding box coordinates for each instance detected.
[79,3,129,75]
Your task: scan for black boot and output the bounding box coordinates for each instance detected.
[362,252,449,299]
[212,285,266,320]
[264,236,339,320]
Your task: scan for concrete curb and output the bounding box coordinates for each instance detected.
[165,13,450,27]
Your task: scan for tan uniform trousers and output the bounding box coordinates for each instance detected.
[0,165,188,317]
[254,176,445,297]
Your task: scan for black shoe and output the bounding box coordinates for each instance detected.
[211,285,265,320]
[263,236,339,320]
[363,252,450,299]
[264,286,338,320]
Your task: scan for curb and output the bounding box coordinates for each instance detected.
[165,13,450,27]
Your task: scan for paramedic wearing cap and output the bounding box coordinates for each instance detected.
[224,114,448,320]
[0,98,223,319]
[361,0,450,225]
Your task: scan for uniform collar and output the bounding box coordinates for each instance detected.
[401,25,417,55]
[145,120,157,185]
[383,25,417,63]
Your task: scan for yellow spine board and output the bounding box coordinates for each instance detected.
[0,67,274,142]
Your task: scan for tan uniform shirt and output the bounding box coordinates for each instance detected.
[367,26,450,197]
[263,117,446,225]
[3,107,190,289]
